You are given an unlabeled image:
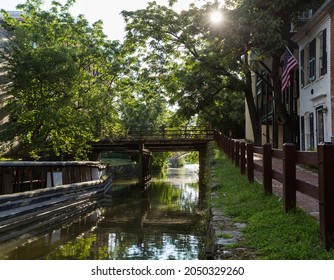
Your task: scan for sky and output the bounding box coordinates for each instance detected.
[1,0,199,41]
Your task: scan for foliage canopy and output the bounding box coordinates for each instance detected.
[0,0,125,159]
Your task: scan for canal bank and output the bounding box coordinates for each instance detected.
[206,158,250,260]
[203,143,250,260]
[0,144,246,260]
[206,144,334,260]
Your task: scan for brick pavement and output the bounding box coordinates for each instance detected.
[253,153,319,220]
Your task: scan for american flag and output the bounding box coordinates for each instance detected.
[281,47,298,92]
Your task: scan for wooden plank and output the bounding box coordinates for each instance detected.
[253,146,263,154]
[263,144,272,195]
[235,141,240,167]
[283,144,297,212]
[254,162,263,173]
[0,198,96,243]
[240,142,246,175]
[296,179,319,200]
[272,148,283,159]
[272,169,283,183]
[247,143,254,182]
[296,151,318,167]
[0,179,103,205]
[0,178,110,223]
[318,143,334,249]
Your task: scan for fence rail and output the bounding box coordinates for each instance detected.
[214,130,334,250]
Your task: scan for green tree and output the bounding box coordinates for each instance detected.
[122,0,325,144]
[0,0,123,159]
[223,0,326,144]
[122,1,246,138]
[118,70,172,133]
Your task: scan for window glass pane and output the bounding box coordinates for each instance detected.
[309,39,316,81]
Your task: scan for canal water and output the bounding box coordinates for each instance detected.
[0,165,208,260]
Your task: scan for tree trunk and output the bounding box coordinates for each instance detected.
[244,63,261,146]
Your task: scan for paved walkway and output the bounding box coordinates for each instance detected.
[253,153,319,220]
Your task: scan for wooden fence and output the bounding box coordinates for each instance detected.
[214,130,334,250]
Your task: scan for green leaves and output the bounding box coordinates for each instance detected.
[121,1,248,132]
[1,0,123,159]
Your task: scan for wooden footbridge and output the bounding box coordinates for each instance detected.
[91,127,214,186]
[92,127,214,152]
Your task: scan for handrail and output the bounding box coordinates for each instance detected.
[114,128,214,141]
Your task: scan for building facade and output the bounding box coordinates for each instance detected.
[292,0,334,150]
[245,50,300,149]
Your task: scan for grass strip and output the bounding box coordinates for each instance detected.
[211,147,334,259]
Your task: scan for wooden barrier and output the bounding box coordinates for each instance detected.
[283,144,297,212]
[318,143,334,250]
[247,144,254,182]
[213,130,334,250]
[263,143,272,195]
[0,176,112,243]
[0,161,104,195]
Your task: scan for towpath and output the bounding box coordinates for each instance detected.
[253,153,319,220]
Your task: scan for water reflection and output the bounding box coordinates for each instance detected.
[1,165,207,260]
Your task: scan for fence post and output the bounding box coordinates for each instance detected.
[246,143,254,182]
[240,142,246,175]
[235,141,240,167]
[222,135,226,153]
[218,133,223,150]
[283,143,296,212]
[227,138,230,158]
[226,137,230,157]
[318,143,334,250]
[263,143,272,195]
[231,140,235,162]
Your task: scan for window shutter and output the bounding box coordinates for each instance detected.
[322,29,327,75]
[301,49,304,87]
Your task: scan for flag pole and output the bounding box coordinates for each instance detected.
[284,46,311,83]
[285,46,297,61]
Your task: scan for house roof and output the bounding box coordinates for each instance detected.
[292,0,334,43]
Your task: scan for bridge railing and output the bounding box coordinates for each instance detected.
[125,127,214,141]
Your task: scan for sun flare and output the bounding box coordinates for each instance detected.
[210,10,223,24]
